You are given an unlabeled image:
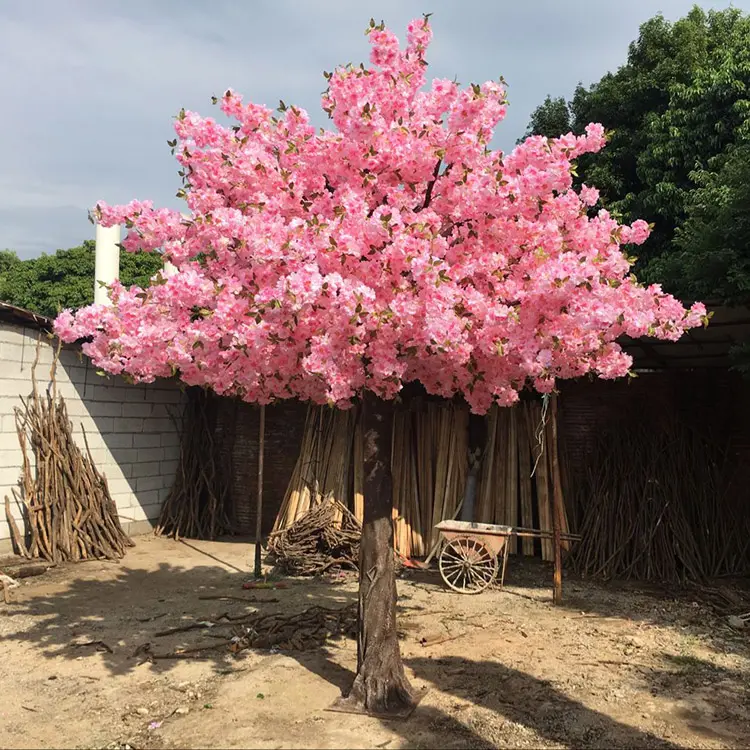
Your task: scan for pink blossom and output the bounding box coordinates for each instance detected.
[54,17,706,414]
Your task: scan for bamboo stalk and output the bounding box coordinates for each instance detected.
[477,406,498,524]
[518,404,535,556]
[253,405,266,578]
[530,400,553,561]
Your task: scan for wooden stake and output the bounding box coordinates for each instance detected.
[550,394,563,605]
[254,404,266,578]
[518,404,534,556]
[353,415,364,524]
[506,408,518,554]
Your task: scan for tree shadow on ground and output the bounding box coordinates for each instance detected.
[405,655,687,749]
[296,648,688,749]
[3,553,748,748]
[0,560,358,677]
[0,559,502,748]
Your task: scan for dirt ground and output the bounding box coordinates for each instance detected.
[1,535,748,750]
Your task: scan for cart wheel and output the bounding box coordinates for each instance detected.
[438,535,498,594]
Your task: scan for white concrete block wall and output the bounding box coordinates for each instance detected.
[0,321,185,554]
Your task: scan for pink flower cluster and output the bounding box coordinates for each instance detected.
[55,18,707,413]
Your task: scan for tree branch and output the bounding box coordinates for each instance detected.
[416,159,443,212]
[367,196,389,219]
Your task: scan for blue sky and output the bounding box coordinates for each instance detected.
[2,0,748,258]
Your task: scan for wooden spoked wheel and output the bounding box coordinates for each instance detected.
[438,535,498,594]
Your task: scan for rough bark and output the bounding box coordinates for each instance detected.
[343,391,416,715]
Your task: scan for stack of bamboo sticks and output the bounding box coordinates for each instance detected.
[273,398,571,562]
[273,401,470,559]
[391,402,469,558]
[273,406,357,531]
[569,419,749,582]
[476,400,570,561]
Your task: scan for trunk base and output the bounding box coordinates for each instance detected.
[330,680,427,720]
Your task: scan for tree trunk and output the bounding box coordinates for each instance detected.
[343,391,416,715]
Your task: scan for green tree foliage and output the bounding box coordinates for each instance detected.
[648,144,750,304]
[524,6,750,299]
[520,95,572,141]
[0,249,20,275]
[0,241,163,318]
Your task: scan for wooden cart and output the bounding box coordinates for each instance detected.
[434,520,513,594]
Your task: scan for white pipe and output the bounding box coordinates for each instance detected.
[94,223,121,306]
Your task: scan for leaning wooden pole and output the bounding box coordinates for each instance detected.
[550,393,563,605]
[254,405,266,578]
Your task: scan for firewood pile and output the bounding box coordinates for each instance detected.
[267,498,361,576]
[4,342,133,562]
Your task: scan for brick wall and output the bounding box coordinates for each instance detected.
[214,397,308,535]
[0,321,185,554]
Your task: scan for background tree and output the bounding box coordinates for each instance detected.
[519,95,571,141]
[55,17,705,715]
[524,6,750,284]
[0,241,163,317]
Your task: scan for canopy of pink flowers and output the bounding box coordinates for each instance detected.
[55,17,707,413]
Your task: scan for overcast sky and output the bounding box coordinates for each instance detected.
[2,0,748,258]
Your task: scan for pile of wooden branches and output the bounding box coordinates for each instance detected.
[570,419,749,583]
[232,603,358,651]
[156,388,231,540]
[148,603,358,659]
[687,583,750,618]
[267,498,361,576]
[4,343,133,562]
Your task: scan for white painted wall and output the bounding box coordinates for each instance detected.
[0,321,185,554]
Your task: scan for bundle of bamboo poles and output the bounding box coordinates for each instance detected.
[570,419,750,583]
[274,397,575,561]
[391,408,423,558]
[273,401,470,559]
[4,342,133,562]
[391,402,469,557]
[416,402,469,553]
[475,399,570,561]
[156,388,231,540]
[273,405,357,531]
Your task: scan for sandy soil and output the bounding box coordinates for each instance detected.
[1,535,748,750]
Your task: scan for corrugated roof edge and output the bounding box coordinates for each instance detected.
[0,302,54,331]
[0,302,88,354]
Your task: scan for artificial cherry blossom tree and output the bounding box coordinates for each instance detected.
[56,17,707,714]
